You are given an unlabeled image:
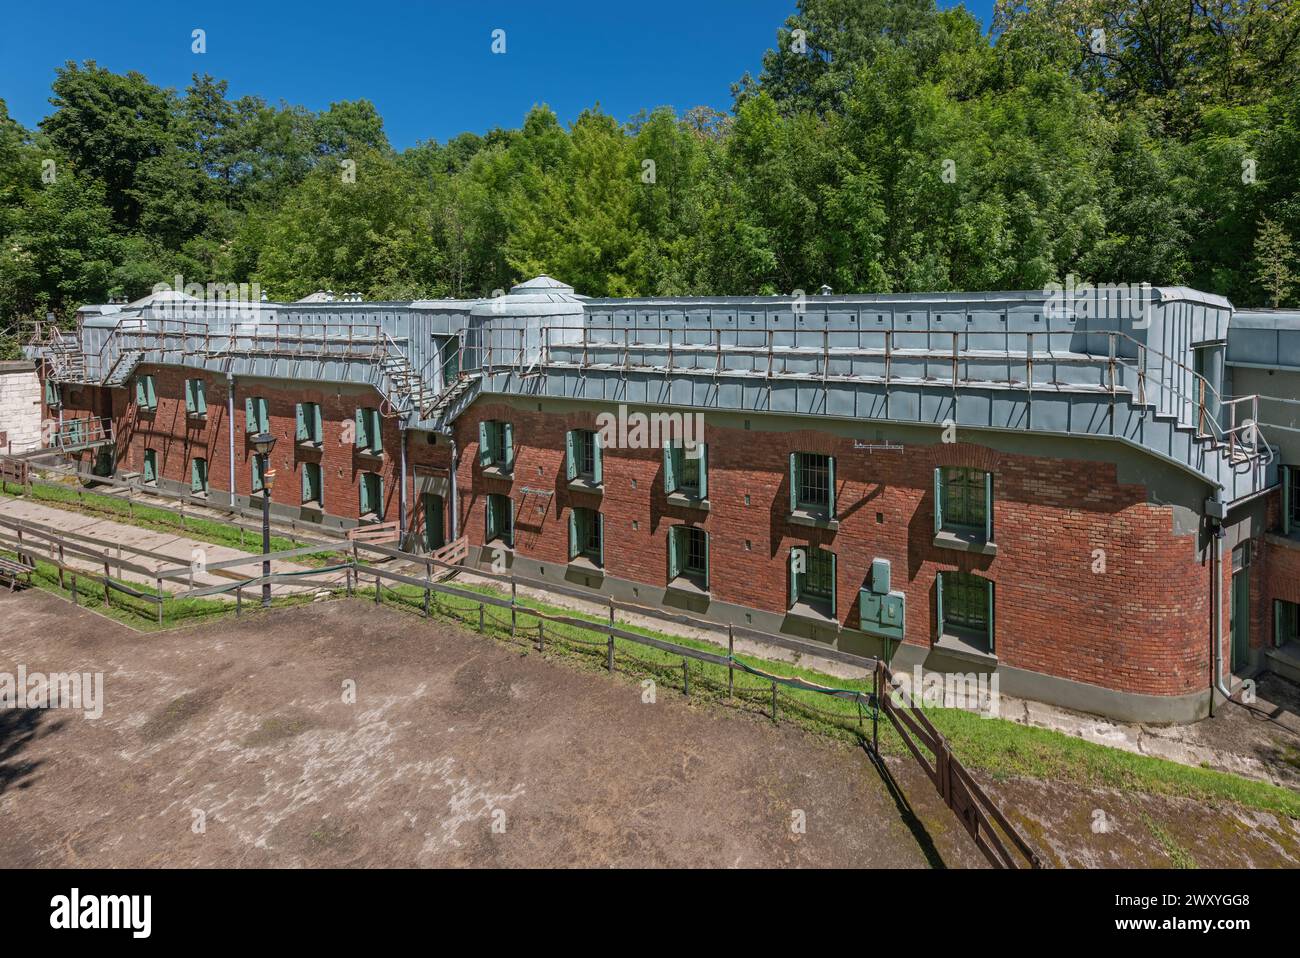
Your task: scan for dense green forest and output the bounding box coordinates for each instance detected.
[1,0,1297,338]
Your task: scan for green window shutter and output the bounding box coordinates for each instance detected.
[258,398,268,432]
[136,379,147,407]
[789,453,798,513]
[933,467,943,535]
[355,408,367,449]
[789,548,801,608]
[375,475,385,518]
[370,411,383,454]
[359,472,371,515]
[568,509,579,560]
[698,444,708,500]
[302,464,310,502]
[987,580,996,653]
[663,441,676,494]
[144,450,156,483]
[565,431,577,481]
[191,459,201,492]
[196,380,206,415]
[185,381,195,414]
[703,531,710,592]
[984,472,994,542]
[245,397,256,433]
[828,456,837,519]
[145,377,156,409]
[252,454,263,492]
[668,527,680,580]
[597,513,604,567]
[486,495,497,541]
[295,404,307,442]
[503,422,514,470]
[313,404,322,443]
[1284,467,1292,536]
[479,421,491,466]
[592,432,603,485]
[936,573,945,638]
[830,551,838,618]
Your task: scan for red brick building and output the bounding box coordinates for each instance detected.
[29,281,1299,723]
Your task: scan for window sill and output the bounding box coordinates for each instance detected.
[481,465,514,481]
[666,492,710,512]
[567,478,604,496]
[934,631,997,666]
[567,557,604,577]
[788,509,839,531]
[355,449,385,461]
[666,575,710,598]
[186,413,207,422]
[296,440,323,451]
[358,513,386,524]
[933,529,997,556]
[787,600,839,626]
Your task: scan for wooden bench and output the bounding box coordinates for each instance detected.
[0,555,34,592]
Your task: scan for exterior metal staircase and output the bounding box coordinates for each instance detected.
[41,327,87,382]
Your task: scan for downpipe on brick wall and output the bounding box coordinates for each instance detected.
[1209,516,1233,716]
[226,372,236,507]
[446,432,459,541]
[399,414,409,548]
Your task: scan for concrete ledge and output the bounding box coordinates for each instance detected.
[481,465,514,481]
[933,530,998,556]
[665,492,710,512]
[567,479,603,497]
[788,510,840,531]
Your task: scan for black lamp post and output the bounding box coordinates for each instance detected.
[249,432,277,607]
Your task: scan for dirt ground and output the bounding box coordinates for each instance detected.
[0,588,985,868]
[3,587,1299,869]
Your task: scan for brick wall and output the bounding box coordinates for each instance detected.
[112,366,403,520]
[454,402,1215,698]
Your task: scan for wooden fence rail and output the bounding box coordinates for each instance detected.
[876,661,1042,869]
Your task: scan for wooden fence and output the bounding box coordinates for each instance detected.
[876,662,1041,869]
[0,512,1043,869]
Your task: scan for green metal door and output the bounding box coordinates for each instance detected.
[423,494,445,551]
[1230,568,1250,671]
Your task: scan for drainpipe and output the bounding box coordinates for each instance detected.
[226,372,236,507]
[399,414,409,548]
[447,433,459,540]
[1208,508,1234,716]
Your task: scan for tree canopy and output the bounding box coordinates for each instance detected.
[1,0,1296,337]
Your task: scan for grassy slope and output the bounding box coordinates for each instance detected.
[1,480,342,565]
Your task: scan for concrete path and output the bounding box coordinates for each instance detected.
[0,497,348,600]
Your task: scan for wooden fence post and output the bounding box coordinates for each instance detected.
[236,585,242,617]
[374,573,381,604]
[102,562,111,609]
[71,573,78,606]
[510,581,517,640]
[727,624,735,699]
[771,682,778,722]
[478,603,485,633]
[682,659,690,696]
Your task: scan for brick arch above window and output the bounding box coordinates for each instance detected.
[931,442,1001,473]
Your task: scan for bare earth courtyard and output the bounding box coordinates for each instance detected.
[0,588,985,869]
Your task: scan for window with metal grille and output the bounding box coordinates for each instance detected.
[574,507,602,561]
[680,451,701,494]
[578,430,596,478]
[797,453,831,511]
[683,526,707,575]
[800,547,835,601]
[487,494,513,547]
[941,467,986,530]
[943,572,989,633]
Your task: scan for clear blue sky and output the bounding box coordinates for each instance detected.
[0,0,994,150]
